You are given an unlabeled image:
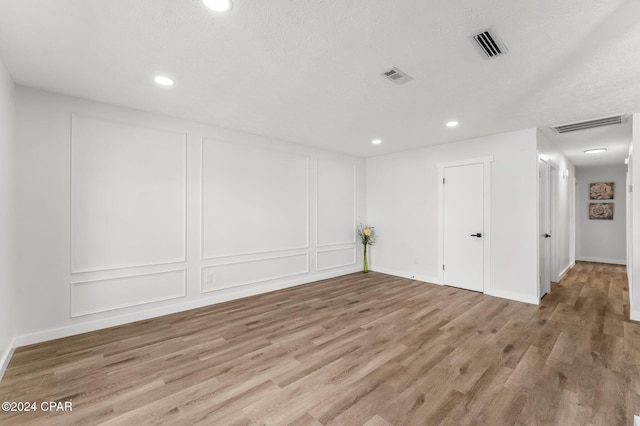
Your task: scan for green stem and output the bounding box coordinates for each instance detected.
[363,244,369,273]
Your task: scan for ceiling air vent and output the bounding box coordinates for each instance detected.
[381,67,413,85]
[470,27,507,59]
[551,115,626,134]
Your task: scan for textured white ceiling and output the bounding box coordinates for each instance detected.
[0,0,638,161]
[540,118,631,168]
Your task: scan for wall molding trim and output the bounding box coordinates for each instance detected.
[70,114,188,274]
[0,337,16,382]
[200,138,311,260]
[15,267,360,348]
[631,310,640,322]
[200,253,309,293]
[315,246,356,271]
[315,161,357,248]
[71,269,187,317]
[576,257,627,266]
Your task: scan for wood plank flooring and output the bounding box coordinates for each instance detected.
[0,262,638,425]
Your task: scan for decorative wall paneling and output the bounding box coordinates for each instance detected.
[71,115,187,273]
[201,138,310,260]
[201,253,309,293]
[71,269,186,317]
[316,246,356,271]
[316,160,356,247]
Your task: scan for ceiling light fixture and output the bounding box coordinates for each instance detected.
[372,139,382,145]
[154,76,174,86]
[584,148,607,154]
[446,121,459,127]
[203,0,232,12]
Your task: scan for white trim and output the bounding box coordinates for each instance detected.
[70,114,188,274]
[372,266,441,285]
[15,267,361,348]
[437,156,493,292]
[436,156,494,169]
[576,257,627,265]
[631,311,640,322]
[485,289,540,305]
[70,259,188,275]
[550,165,560,283]
[557,262,575,281]
[374,267,538,305]
[315,246,356,271]
[199,137,311,260]
[0,338,16,382]
[200,253,310,293]
[315,162,357,248]
[71,269,187,317]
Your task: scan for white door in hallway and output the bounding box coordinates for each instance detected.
[443,163,484,292]
[539,158,551,298]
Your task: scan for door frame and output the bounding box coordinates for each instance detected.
[537,156,552,298]
[550,163,559,282]
[437,156,493,291]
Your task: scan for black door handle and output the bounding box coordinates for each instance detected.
[470,233,482,238]
[544,234,551,238]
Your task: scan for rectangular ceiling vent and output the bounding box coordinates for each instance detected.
[551,115,626,134]
[470,27,507,59]
[381,67,413,85]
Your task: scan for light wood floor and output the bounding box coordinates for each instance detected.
[0,262,638,425]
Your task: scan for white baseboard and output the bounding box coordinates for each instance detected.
[0,337,16,382]
[576,257,626,265]
[484,289,540,305]
[372,267,539,305]
[631,310,640,322]
[557,262,575,282]
[371,266,441,286]
[15,267,360,348]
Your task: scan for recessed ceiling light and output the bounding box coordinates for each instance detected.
[446,121,459,127]
[203,0,232,12]
[584,148,607,154]
[154,76,174,86]
[372,139,382,145]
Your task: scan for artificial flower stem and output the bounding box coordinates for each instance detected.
[363,243,369,273]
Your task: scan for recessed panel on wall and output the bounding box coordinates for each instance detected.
[317,160,356,246]
[71,269,186,317]
[202,139,309,259]
[316,247,356,271]
[201,253,309,292]
[71,115,186,273]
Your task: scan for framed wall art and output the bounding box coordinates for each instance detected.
[589,202,613,220]
[589,182,614,200]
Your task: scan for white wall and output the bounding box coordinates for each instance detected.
[367,129,539,304]
[537,130,577,280]
[575,165,627,264]
[0,60,15,379]
[13,86,366,345]
[630,114,640,321]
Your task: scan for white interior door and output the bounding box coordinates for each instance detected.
[627,155,633,301]
[550,166,559,282]
[539,158,551,297]
[443,163,484,292]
